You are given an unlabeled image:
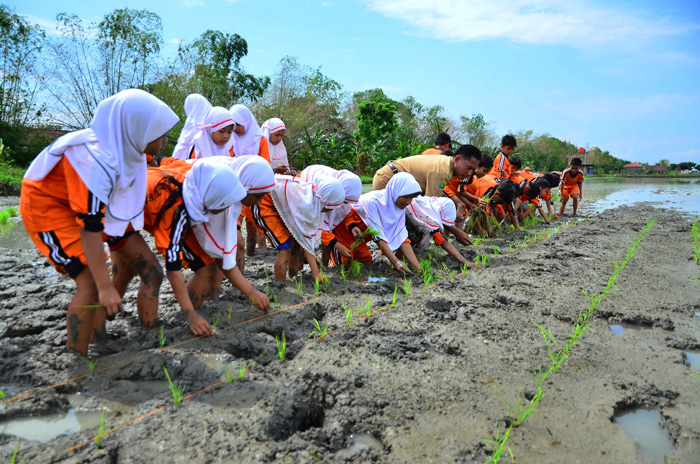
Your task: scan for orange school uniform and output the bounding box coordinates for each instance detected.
[559,168,583,200]
[143,165,214,272]
[20,157,106,277]
[421,148,442,155]
[442,176,461,197]
[327,208,373,265]
[488,152,511,179]
[473,175,516,217]
[251,192,292,248]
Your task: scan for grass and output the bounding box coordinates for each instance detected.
[0,206,18,225]
[276,332,286,360]
[402,276,412,299]
[310,318,329,338]
[163,365,186,405]
[224,360,251,384]
[82,357,98,376]
[391,285,398,306]
[492,245,501,258]
[295,276,303,297]
[0,161,25,185]
[343,302,352,326]
[159,322,166,348]
[264,271,270,297]
[96,412,108,456]
[691,221,699,264]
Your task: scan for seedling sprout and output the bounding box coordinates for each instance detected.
[276,332,286,360]
[295,276,303,297]
[82,357,98,376]
[310,318,329,338]
[343,302,352,326]
[403,277,412,299]
[163,365,185,405]
[391,285,398,306]
[159,322,166,348]
[96,412,108,455]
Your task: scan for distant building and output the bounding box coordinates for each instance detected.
[648,165,668,174]
[624,162,643,175]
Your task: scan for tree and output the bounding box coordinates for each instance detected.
[352,89,399,173]
[459,113,495,150]
[658,159,670,169]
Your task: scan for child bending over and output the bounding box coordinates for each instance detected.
[406,196,468,265]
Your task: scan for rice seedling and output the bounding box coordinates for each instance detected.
[313,277,321,296]
[9,443,18,464]
[226,302,233,325]
[481,254,490,267]
[349,227,380,251]
[82,357,98,376]
[474,255,481,268]
[472,237,483,246]
[460,262,470,274]
[163,365,185,405]
[484,420,514,464]
[403,276,412,299]
[349,259,362,278]
[366,269,373,281]
[0,390,5,400]
[295,276,303,297]
[365,297,371,317]
[0,206,18,226]
[275,331,286,360]
[691,221,699,264]
[340,264,347,283]
[310,318,329,338]
[493,245,501,257]
[391,285,399,306]
[95,412,108,456]
[264,271,270,297]
[343,302,352,326]
[310,450,323,462]
[273,293,280,312]
[159,322,166,348]
[320,270,330,292]
[211,312,222,331]
[421,259,434,289]
[224,360,252,384]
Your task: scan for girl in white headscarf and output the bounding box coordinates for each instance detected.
[299,165,362,266]
[405,196,468,264]
[172,93,212,160]
[21,89,179,356]
[189,106,235,159]
[252,174,344,281]
[261,118,291,174]
[335,172,423,273]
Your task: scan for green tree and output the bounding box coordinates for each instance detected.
[459,113,495,150]
[352,89,399,174]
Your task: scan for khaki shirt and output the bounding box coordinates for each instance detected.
[390,155,454,197]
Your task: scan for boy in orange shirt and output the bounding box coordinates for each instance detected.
[421,132,451,155]
[441,144,481,238]
[457,154,494,212]
[559,158,584,216]
[488,134,517,179]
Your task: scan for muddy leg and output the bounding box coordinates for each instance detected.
[572,194,579,216]
[237,230,246,273]
[67,269,101,356]
[246,222,257,257]
[288,242,305,278]
[186,263,216,309]
[274,249,291,280]
[111,246,137,297]
[559,197,567,215]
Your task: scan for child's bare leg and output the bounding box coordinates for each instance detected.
[288,242,305,278]
[236,230,245,273]
[186,263,218,309]
[274,249,291,280]
[67,269,101,356]
[572,194,579,216]
[111,247,137,297]
[246,222,257,257]
[559,197,567,215]
[112,234,163,327]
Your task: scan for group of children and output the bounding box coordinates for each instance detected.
[20,89,584,356]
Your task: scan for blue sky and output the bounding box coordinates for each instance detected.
[14,0,700,164]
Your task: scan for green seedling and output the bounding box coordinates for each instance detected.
[484,420,514,464]
[9,443,18,464]
[474,255,481,268]
[0,390,5,400]
[276,332,286,360]
[691,221,699,264]
[310,318,330,338]
[367,269,373,281]
[349,259,362,278]
[226,302,233,325]
[264,271,270,297]
[421,259,434,289]
[159,322,166,348]
[211,312,222,331]
[295,276,303,297]
[343,302,352,326]
[365,297,371,317]
[224,360,252,384]
[248,298,254,311]
[349,227,380,251]
[82,357,98,376]
[0,206,18,225]
[391,285,399,306]
[493,245,502,257]
[95,412,107,455]
[340,264,347,283]
[313,277,321,296]
[403,276,412,299]
[482,254,490,267]
[163,365,185,405]
[472,237,483,246]
[320,271,330,292]
[273,293,280,312]
[460,262,470,274]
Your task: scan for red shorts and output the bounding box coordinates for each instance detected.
[560,184,580,200]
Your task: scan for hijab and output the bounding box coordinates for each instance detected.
[182,157,246,226]
[407,196,456,231]
[172,94,212,160]
[261,118,288,170]
[300,165,362,232]
[25,89,179,236]
[229,104,264,157]
[353,172,421,250]
[191,106,235,159]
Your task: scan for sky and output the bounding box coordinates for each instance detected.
[13,0,700,164]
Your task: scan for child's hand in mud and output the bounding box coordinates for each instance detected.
[250,290,270,312]
[335,242,352,259]
[98,285,123,316]
[185,311,213,337]
[316,273,329,285]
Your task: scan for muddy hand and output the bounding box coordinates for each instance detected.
[186,311,213,337]
[99,285,123,316]
[251,290,270,312]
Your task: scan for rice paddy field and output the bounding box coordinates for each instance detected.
[0,183,699,463]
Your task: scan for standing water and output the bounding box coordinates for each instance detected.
[0,409,104,443]
[613,408,676,461]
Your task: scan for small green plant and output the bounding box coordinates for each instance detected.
[310,318,329,338]
[343,302,352,326]
[460,262,470,274]
[276,332,286,360]
[481,254,490,267]
[95,412,108,456]
[0,206,18,225]
[9,443,18,464]
[226,302,233,325]
[224,360,251,384]
[472,237,483,246]
[365,297,371,317]
[295,276,303,297]
[313,277,321,296]
[474,255,481,268]
[391,285,398,306]
[421,259,434,289]
[264,270,270,297]
[493,245,502,257]
[691,221,699,264]
[340,264,347,283]
[163,365,185,405]
[273,293,280,312]
[349,259,362,278]
[366,269,373,281]
[349,227,380,251]
[0,389,5,400]
[159,322,166,348]
[82,357,98,376]
[403,276,412,299]
[320,271,330,292]
[211,312,221,331]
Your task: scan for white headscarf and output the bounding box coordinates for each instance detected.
[261,118,288,170]
[182,158,246,226]
[25,89,179,236]
[191,107,235,159]
[271,174,344,254]
[192,157,275,270]
[172,94,212,160]
[229,104,264,157]
[353,172,421,250]
[300,165,362,232]
[406,196,456,232]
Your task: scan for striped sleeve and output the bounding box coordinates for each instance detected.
[165,206,188,271]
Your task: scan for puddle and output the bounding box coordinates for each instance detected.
[347,433,384,455]
[134,380,171,396]
[0,409,104,443]
[694,312,700,318]
[609,322,651,336]
[685,351,700,369]
[610,325,626,336]
[365,276,388,285]
[613,408,676,460]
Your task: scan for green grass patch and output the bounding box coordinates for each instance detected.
[0,162,25,185]
[0,206,18,225]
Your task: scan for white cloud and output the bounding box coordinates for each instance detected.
[362,0,699,51]
[21,14,60,36]
[179,0,205,6]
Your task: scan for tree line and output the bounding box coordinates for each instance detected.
[0,5,630,174]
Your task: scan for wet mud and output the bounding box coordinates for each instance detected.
[0,196,699,463]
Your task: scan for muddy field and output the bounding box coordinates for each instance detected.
[0,196,699,464]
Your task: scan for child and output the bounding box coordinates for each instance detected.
[406,196,468,265]
[298,165,363,267]
[458,154,494,212]
[468,177,520,236]
[441,144,481,236]
[421,132,452,155]
[188,107,235,159]
[172,93,212,160]
[252,174,345,281]
[488,134,517,179]
[261,118,293,175]
[542,173,560,218]
[559,158,584,216]
[20,89,179,356]
[335,172,423,273]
